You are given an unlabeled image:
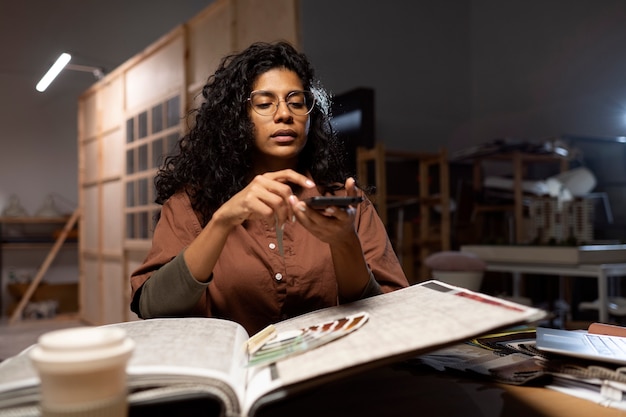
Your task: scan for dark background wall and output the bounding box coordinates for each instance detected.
[302,0,471,153]
[469,0,626,145]
[303,0,626,153]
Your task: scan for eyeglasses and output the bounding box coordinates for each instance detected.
[247,90,316,116]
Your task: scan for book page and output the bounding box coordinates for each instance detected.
[0,345,41,409]
[112,317,249,413]
[0,317,251,415]
[245,280,545,414]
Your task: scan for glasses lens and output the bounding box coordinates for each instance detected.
[249,91,315,116]
[286,91,316,115]
[249,91,278,116]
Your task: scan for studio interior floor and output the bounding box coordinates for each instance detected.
[0,316,83,360]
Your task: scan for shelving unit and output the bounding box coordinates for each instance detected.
[356,143,451,281]
[0,210,80,324]
[470,151,568,244]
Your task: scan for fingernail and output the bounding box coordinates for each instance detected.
[324,207,335,215]
[289,195,298,204]
[297,203,307,212]
[291,214,296,223]
[305,179,315,187]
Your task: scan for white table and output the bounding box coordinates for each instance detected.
[479,262,626,323]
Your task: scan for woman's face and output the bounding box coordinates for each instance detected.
[249,68,310,173]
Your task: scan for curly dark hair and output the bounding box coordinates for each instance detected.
[155,41,351,225]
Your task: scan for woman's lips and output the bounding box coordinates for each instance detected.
[271,129,297,143]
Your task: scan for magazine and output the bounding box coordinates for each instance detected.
[0,280,545,416]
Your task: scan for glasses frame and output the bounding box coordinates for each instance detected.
[247,90,316,117]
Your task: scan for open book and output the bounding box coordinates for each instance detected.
[0,280,545,417]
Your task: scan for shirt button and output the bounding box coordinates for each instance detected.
[274,273,283,281]
[269,243,276,250]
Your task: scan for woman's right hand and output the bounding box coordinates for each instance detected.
[184,169,315,282]
[212,169,316,229]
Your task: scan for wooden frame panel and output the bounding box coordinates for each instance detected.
[234,0,300,49]
[81,92,98,140]
[82,185,99,252]
[125,34,186,114]
[101,261,124,323]
[102,181,122,254]
[83,139,99,183]
[101,129,123,180]
[187,0,233,92]
[80,258,100,323]
[99,76,124,133]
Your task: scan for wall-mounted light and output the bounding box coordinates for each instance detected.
[35,53,105,92]
[36,53,71,92]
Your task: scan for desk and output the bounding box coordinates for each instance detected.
[253,364,624,417]
[461,245,626,323]
[482,262,626,323]
[128,363,622,416]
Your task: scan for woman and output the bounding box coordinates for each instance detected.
[130,41,408,335]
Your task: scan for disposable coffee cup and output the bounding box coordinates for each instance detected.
[29,326,135,417]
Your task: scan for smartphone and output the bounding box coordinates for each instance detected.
[304,196,364,208]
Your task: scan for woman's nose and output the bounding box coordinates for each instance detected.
[274,101,293,121]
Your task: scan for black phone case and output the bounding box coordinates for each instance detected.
[305,196,364,207]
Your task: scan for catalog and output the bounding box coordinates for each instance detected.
[0,280,546,417]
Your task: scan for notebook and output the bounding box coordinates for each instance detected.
[536,326,626,365]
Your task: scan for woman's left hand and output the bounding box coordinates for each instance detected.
[290,177,359,244]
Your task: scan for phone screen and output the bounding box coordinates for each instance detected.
[304,196,364,208]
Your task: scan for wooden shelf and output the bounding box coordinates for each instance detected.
[356,143,450,282]
[0,216,71,224]
[1,242,78,250]
[471,151,568,244]
[0,211,80,324]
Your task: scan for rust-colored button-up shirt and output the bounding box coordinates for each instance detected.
[130,188,409,335]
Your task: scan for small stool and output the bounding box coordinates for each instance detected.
[424,251,487,291]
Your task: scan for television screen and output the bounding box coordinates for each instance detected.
[330,87,375,172]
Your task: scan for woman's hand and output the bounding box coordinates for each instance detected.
[212,169,316,229]
[184,169,315,282]
[291,177,372,300]
[290,177,360,245]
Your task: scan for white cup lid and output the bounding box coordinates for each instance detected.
[29,327,135,373]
